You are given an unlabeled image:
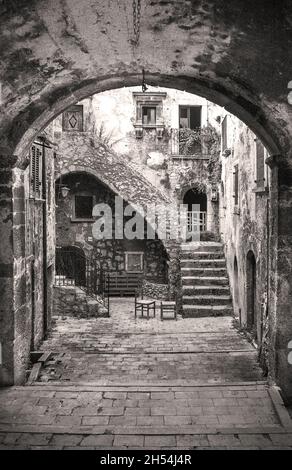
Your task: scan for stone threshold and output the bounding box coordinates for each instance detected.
[0,424,289,436]
[14,380,269,390]
[39,349,256,355]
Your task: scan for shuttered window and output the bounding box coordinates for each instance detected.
[256,140,265,188]
[30,144,43,198]
[222,116,228,151]
[233,164,239,206]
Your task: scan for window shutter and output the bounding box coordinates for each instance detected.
[31,145,36,195]
[256,140,265,188]
[222,116,227,151]
[30,144,43,197]
[233,164,239,206]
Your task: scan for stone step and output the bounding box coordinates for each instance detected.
[181,259,226,268]
[181,267,227,276]
[181,242,223,252]
[182,304,233,317]
[181,251,225,260]
[183,295,232,306]
[181,276,229,286]
[182,285,230,295]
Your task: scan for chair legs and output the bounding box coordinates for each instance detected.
[160,302,177,321]
[135,301,156,319]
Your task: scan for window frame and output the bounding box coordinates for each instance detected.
[30,143,43,199]
[179,105,202,130]
[233,163,240,212]
[125,251,144,273]
[254,139,269,193]
[221,116,228,152]
[142,105,157,126]
[71,192,95,223]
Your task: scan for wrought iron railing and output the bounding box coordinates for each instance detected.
[187,211,207,232]
[55,247,110,313]
[170,127,204,156]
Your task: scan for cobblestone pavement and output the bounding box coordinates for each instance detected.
[0,298,292,449]
[38,298,263,384]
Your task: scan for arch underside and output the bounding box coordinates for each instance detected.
[55,168,171,253]
[11,73,284,166]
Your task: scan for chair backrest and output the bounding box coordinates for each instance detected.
[135,278,144,303]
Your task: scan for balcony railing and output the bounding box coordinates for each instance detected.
[55,247,110,313]
[171,127,205,157]
[187,211,207,233]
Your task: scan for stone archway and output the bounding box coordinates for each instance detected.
[0,0,292,398]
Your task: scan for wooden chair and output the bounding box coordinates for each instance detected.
[160,298,177,321]
[134,284,156,320]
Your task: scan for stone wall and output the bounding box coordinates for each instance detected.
[220,114,271,371]
[142,280,169,300]
[53,87,222,234]
[1,0,292,398]
[0,137,56,386]
[55,172,168,282]
[53,285,109,318]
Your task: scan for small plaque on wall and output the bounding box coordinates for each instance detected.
[62,105,83,131]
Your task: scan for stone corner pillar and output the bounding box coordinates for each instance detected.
[0,154,18,386]
[266,153,292,402]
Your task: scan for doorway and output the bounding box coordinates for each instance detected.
[246,250,257,337]
[183,188,207,234]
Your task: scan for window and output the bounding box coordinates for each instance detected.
[179,106,201,129]
[74,195,94,220]
[233,164,239,207]
[30,144,43,198]
[62,105,83,131]
[142,106,156,125]
[132,92,166,138]
[221,116,228,152]
[125,252,144,273]
[178,106,202,154]
[255,140,266,188]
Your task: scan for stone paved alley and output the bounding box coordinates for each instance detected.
[0,299,292,450]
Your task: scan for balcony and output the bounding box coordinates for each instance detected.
[170,128,208,159]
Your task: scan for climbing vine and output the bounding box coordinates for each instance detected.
[179,124,221,184]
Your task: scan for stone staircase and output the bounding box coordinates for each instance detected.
[181,242,233,317]
[54,277,109,318]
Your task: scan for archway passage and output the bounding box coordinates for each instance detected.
[183,189,207,212]
[0,0,291,408]
[246,251,257,338]
[55,171,169,297]
[56,245,86,288]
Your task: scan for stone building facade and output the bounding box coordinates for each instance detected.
[0,133,56,386]
[52,86,277,374]
[219,113,271,368]
[52,87,224,294]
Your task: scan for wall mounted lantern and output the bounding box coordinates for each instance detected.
[211,186,219,202]
[60,186,70,198]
